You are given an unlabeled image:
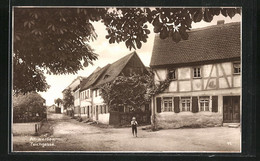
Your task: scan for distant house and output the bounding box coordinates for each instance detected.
[47,104,61,113]
[150,21,241,128]
[78,51,149,124]
[62,76,85,116]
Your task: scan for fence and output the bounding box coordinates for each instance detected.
[109,111,151,126]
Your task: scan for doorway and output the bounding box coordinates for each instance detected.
[223,96,240,123]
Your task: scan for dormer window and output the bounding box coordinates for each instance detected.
[193,67,201,78]
[168,69,177,80]
[233,62,241,74]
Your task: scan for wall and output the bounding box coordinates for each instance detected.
[98,113,110,124]
[74,89,80,107]
[155,88,241,114]
[156,112,222,129]
[109,111,151,126]
[153,62,241,92]
[152,61,241,128]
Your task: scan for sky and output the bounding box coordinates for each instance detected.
[38,13,241,106]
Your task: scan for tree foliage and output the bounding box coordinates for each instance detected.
[54,98,63,107]
[13,92,46,123]
[100,72,172,111]
[13,7,240,94]
[62,88,74,110]
[100,74,150,111]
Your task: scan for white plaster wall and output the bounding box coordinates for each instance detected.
[203,64,212,78]
[98,113,110,124]
[222,62,232,75]
[74,98,80,107]
[178,67,190,80]
[219,77,229,88]
[193,79,202,91]
[93,95,104,104]
[179,81,191,91]
[156,112,223,129]
[168,81,177,92]
[211,65,217,77]
[233,75,241,87]
[154,69,167,81]
[80,99,92,107]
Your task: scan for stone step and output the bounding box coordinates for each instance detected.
[223,123,240,128]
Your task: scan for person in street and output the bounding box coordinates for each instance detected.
[131,117,138,137]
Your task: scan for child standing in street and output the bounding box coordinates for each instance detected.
[131,117,138,137]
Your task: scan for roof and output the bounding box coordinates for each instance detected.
[93,51,137,87]
[80,64,111,91]
[150,22,241,67]
[62,76,85,93]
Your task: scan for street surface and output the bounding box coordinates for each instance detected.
[13,113,241,152]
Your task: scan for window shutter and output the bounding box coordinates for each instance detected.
[192,97,199,113]
[174,97,180,113]
[156,97,161,113]
[212,96,218,112]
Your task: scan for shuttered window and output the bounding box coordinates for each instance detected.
[156,97,161,113]
[192,97,199,113]
[174,97,180,113]
[212,96,218,112]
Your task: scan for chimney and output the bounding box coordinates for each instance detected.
[217,20,225,25]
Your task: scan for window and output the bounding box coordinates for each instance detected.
[193,67,201,78]
[99,89,102,96]
[233,62,241,74]
[100,105,103,114]
[199,96,210,111]
[163,97,173,112]
[95,90,98,97]
[168,69,177,80]
[181,97,191,111]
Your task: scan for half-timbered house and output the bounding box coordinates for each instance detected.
[150,21,241,128]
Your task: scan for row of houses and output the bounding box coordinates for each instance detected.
[63,20,241,128]
[62,51,150,125]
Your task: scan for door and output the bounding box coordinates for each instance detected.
[223,96,240,123]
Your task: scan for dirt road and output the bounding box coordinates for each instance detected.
[13,113,241,152]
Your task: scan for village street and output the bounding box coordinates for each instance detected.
[13,113,241,152]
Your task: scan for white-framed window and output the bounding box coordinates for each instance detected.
[193,67,201,78]
[163,97,173,112]
[181,97,191,111]
[199,96,210,111]
[168,69,177,80]
[233,62,241,74]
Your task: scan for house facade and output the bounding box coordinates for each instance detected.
[62,76,84,116]
[78,51,150,124]
[150,21,241,129]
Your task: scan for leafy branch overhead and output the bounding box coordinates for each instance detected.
[13,7,240,94]
[103,8,240,49]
